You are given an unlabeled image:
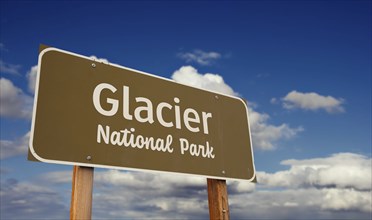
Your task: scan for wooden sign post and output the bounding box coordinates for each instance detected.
[207,178,230,220]
[70,166,94,220]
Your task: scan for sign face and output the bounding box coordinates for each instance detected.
[29,46,256,181]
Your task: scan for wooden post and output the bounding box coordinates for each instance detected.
[70,166,94,220]
[207,178,230,220]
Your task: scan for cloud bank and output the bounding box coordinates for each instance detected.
[89,153,371,219]
[0,178,69,220]
[3,152,368,219]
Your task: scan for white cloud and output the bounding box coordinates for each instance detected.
[270,97,279,104]
[171,66,302,150]
[0,78,33,119]
[172,66,237,96]
[178,50,221,65]
[0,60,21,75]
[258,152,371,191]
[248,108,303,150]
[0,132,30,159]
[321,188,371,212]
[26,65,38,94]
[280,90,345,113]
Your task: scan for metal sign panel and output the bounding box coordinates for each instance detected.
[29,46,256,181]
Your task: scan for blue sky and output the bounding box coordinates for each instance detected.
[1,0,371,219]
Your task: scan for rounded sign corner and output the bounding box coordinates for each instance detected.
[29,141,49,163]
[38,47,59,58]
[236,97,248,107]
[248,170,257,183]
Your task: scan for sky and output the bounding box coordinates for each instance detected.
[0,0,371,219]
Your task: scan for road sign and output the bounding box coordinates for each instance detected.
[29,46,256,181]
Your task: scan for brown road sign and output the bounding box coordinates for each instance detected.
[29,46,256,181]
